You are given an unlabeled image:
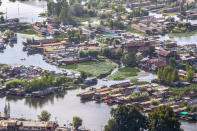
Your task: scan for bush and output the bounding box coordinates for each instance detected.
[5,79,25,89]
[150,99,160,106]
[72,116,83,130]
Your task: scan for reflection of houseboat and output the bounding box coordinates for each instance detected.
[83,77,97,85]
[32,87,55,97]
[9,34,17,42]
[7,88,25,96]
[0,87,6,96]
[0,42,5,49]
[20,58,26,61]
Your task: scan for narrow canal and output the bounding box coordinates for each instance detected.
[0,0,196,131]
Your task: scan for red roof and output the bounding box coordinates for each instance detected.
[148,59,167,68]
[157,50,170,57]
[138,46,149,52]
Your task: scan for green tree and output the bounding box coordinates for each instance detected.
[189,51,194,56]
[5,79,25,89]
[100,20,104,25]
[185,63,195,82]
[114,48,122,60]
[169,57,176,68]
[72,116,83,130]
[109,19,113,29]
[108,105,147,131]
[157,69,163,82]
[101,47,112,58]
[38,110,51,122]
[168,96,174,102]
[78,50,87,58]
[186,69,195,82]
[87,50,99,58]
[0,16,4,23]
[59,2,71,24]
[104,119,118,131]
[177,23,184,28]
[70,3,83,17]
[172,69,179,82]
[157,66,179,85]
[80,71,87,80]
[148,46,155,57]
[168,24,175,31]
[148,105,181,131]
[122,52,136,67]
[150,99,160,106]
[184,22,191,30]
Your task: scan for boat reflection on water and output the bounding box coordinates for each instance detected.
[5,91,67,109]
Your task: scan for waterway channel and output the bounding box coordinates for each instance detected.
[0,0,196,130]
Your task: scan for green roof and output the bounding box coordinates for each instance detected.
[103,34,118,37]
[181,112,188,115]
[191,8,197,11]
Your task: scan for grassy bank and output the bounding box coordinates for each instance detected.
[108,67,140,80]
[168,30,197,38]
[0,12,4,15]
[61,60,117,78]
[18,29,38,35]
[39,13,47,17]
[0,64,6,67]
[163,12,177,16]
[73,16,91,22]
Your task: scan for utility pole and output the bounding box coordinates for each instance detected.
[18,3,20,16]
[100,125,103,131]
[6,8,7,20]
[43,1,44,14]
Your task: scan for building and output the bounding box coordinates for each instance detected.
[0,120,58,131]
[157,50,176,64]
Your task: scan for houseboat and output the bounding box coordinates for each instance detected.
[32,87,55,97]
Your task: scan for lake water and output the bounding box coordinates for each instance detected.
[0,88,113,131]
[0,0,46,23]
[159,34,197,46]
[0,33,62,72]
[0,0,196,131]
[149,12,197,46]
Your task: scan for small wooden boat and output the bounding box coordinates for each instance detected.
[20,58,26,61]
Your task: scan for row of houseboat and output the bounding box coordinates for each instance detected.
[0,86,61,98]
[79,82,197,121]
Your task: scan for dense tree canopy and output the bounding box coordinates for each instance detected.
[148,105,181,131]
[127,7,149,19]
[47,0,97,25]
[157,66,179,85]
[72,116,83,130]
[38,110,51,122]
[185,63,195,82]
[105,105,147,131]
[104,119,118,131]
[5,79,26,89]
[105,105,182,131]
[122,52,137,67]
[24,73,53,93]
